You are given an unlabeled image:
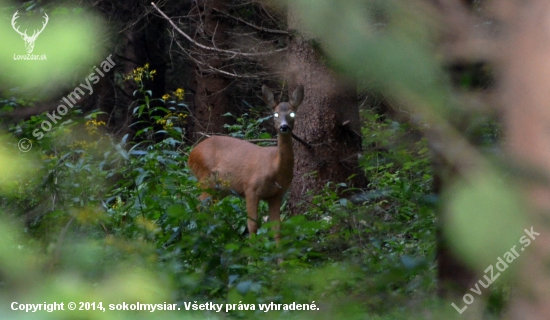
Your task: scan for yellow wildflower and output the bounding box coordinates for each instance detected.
[175,88,185,101]
[112,197,124,209]
[85,119,106,135]
[123,63,156,83]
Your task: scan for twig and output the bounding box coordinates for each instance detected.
[195,132,309,147]
[195,132,211,138]
[196,132,276,143]
[151,2,287,57]
[49,216,75,270]
[178,40,265,78]
[246,139,277,143]
[292,133,313,149]
[212,8,289,35]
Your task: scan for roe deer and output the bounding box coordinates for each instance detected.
[188,85,304,242]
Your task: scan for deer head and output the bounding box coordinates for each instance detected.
[262,85,304,135]
[11,11,49,54]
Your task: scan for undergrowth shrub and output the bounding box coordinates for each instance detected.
[0,65,442,319]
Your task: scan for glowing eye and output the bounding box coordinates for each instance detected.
[274,113,279,118]
[290,112,296,118]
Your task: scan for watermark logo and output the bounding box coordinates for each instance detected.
[451,226,540,314]
[17,54,116,152]
[18,138,32,152]
[30,54,115,144]
[12,11,48,60]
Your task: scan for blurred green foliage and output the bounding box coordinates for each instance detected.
[292,0,522,312]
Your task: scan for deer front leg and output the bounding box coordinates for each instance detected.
[267,197,282,244]
[245,194,259,237]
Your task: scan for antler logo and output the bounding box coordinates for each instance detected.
[11,11,49,54]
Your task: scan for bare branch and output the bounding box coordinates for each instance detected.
[292,133,312,149]
[212,8,288,35]
[172,34,273,79]
[151,2,286,57]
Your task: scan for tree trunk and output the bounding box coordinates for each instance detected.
[286,16,366,213]
[499,1,550,318]
[92,0,167,138]
[190,0,232,138]
[430,138,476,300]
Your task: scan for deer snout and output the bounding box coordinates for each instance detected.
[279,123,291,134]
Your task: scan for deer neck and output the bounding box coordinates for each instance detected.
[276,133,294,183]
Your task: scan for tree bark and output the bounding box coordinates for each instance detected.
[499,1,550,318]
[286,16,366,213]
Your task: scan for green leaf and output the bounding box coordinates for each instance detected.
[259,132,271,139]
[445,167,527,271]
[235,280,253,295]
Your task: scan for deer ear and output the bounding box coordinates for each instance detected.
[290,85,304,109]
[262,85,277,108]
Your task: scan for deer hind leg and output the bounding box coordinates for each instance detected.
[194,192,211,213]
[267,197,282,244]
[245,194,259,237]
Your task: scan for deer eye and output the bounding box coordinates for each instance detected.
[290,112,296,118]
[274,112,279,118]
